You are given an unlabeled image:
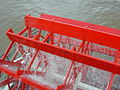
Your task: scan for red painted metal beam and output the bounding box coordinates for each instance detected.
[0,77,15,87]
[6,29,120,75]
[18,26,28,35]
[0,65,16,77]
[1,41,14,60]
[40,13,120,35]
[25,15,120,49]
[0,59,23,67]
[54,35,117,56]
[1,27,28,61]
[17,70,45,76]
[20,76,55,90]
[0,65,54,90]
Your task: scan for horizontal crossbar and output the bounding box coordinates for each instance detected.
[25,15,120,49]
[6,29,120,75]
[0,59,22,67]
[40,13,120,35]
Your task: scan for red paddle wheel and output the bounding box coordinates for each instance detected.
[0,13,120,90]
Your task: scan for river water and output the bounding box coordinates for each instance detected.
[0,0,120,55]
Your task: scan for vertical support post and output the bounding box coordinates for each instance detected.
[63,47,76,85]
[78,41,85,52]
[27,50,39,71]
[63,61,74,85]
[50,32,54,44]
[28,27,32,38]
[107,50,120,90]
[1,41,14,61]
[11,50,18,62]
[107,74,114,90]
[57,35,62,47]
[21,83,26,90]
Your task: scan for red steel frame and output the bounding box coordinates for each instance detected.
[0,13,120,90]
